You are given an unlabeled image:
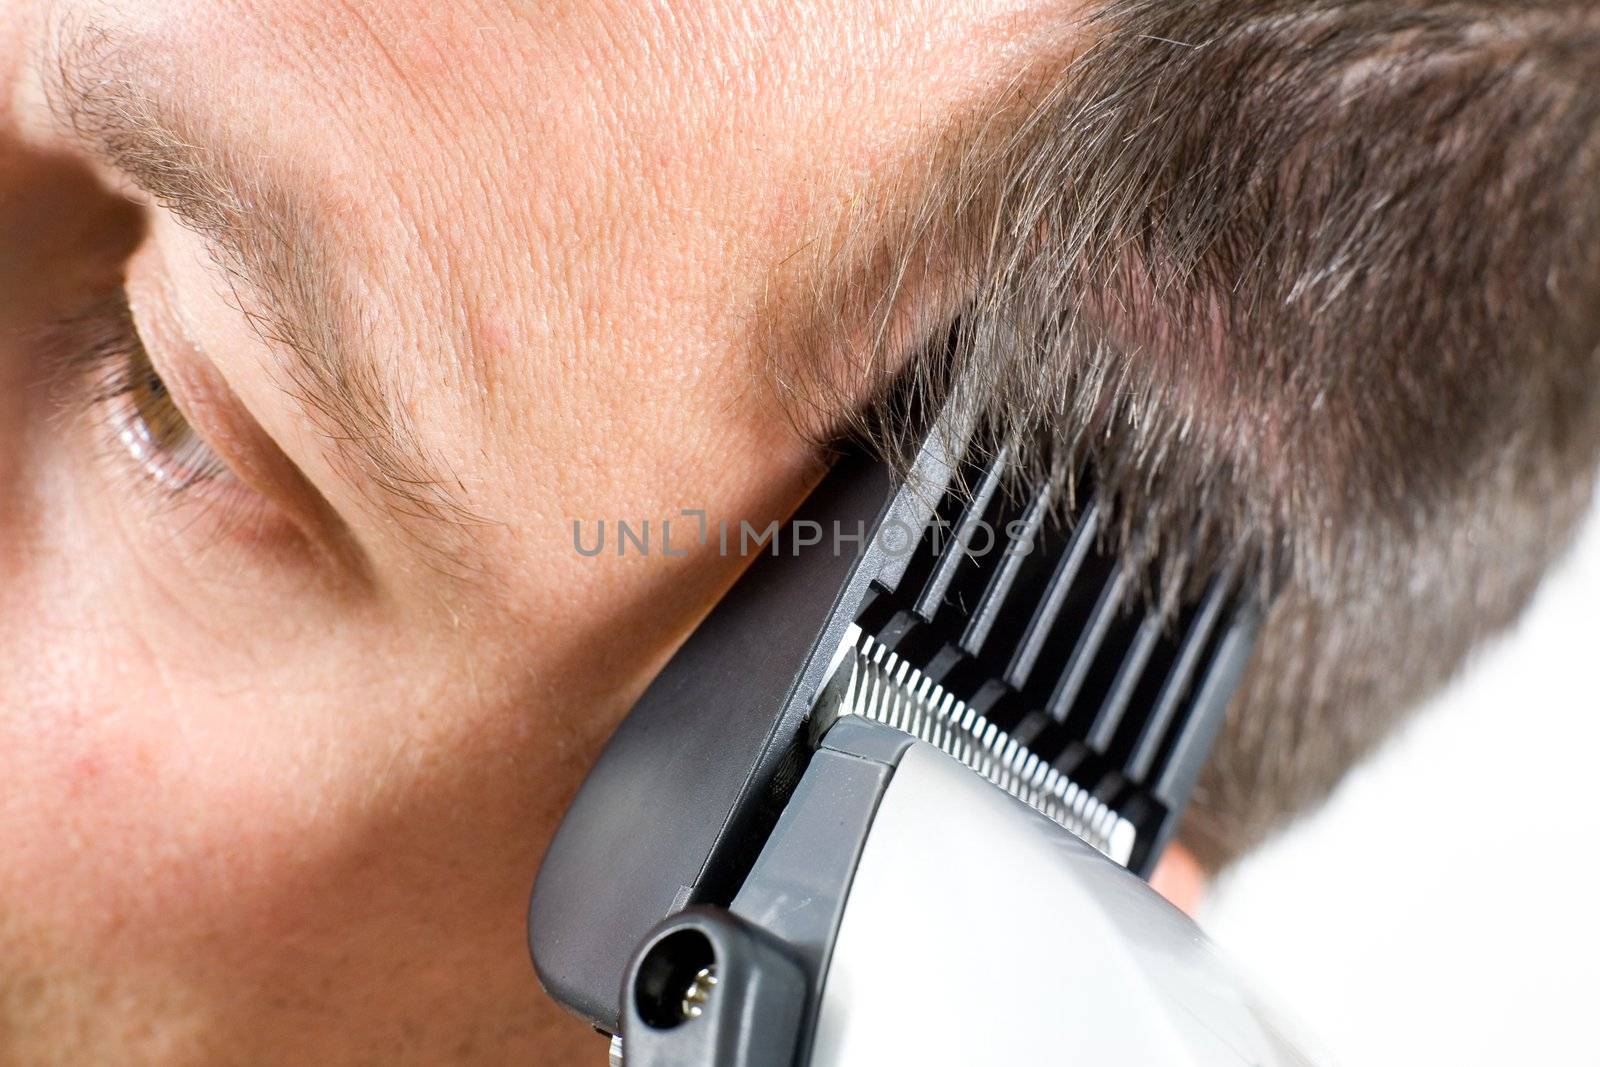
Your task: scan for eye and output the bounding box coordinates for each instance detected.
[77,289,231,495]
[59,280,345,567]
[42,198,352,573]
[111,323,229,492]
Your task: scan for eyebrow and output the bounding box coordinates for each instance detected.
[47,23,481,563]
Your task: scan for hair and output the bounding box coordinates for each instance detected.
[768,0,1600,868]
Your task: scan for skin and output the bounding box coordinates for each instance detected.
[0,1,1206,1062]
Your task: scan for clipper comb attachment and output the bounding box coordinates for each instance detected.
[818,443,1257,878]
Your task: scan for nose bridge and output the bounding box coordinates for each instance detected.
[0,0,46,138]
[0,116,38,523]
[0,13,135,597]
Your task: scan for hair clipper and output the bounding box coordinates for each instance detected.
[529,398,1320,1065]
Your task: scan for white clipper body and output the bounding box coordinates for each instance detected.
[615,710,1318,1067]
[811,729,1314,1066]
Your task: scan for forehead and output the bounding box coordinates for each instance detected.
[83,0,880,343]
[91,0,1058,209]
[29,3,816,571]
[45,0,1061,540]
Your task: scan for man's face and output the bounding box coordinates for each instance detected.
[0,0,1062,1060]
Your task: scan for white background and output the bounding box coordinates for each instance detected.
[1202,495,1600,1066]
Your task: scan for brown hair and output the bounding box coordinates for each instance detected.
[773,0,1600,867]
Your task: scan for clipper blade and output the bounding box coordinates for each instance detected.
[815,622,1138,865]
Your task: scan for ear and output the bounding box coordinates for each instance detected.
[1150,843,1207,916]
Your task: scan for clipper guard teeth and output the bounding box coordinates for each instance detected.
[834,443,1258,878]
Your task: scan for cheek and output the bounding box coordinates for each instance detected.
[0,517,395,958]
[0,517,514,975]
[0,688,348,960]
[0,590,554,981]
[0,539,312,954]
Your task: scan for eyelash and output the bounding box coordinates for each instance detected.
[49,281,330,569]
[79,290,232,494]
[64,288,233,498]
[47,281,299,562]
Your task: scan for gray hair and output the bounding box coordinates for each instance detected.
[770,0,1600,867]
